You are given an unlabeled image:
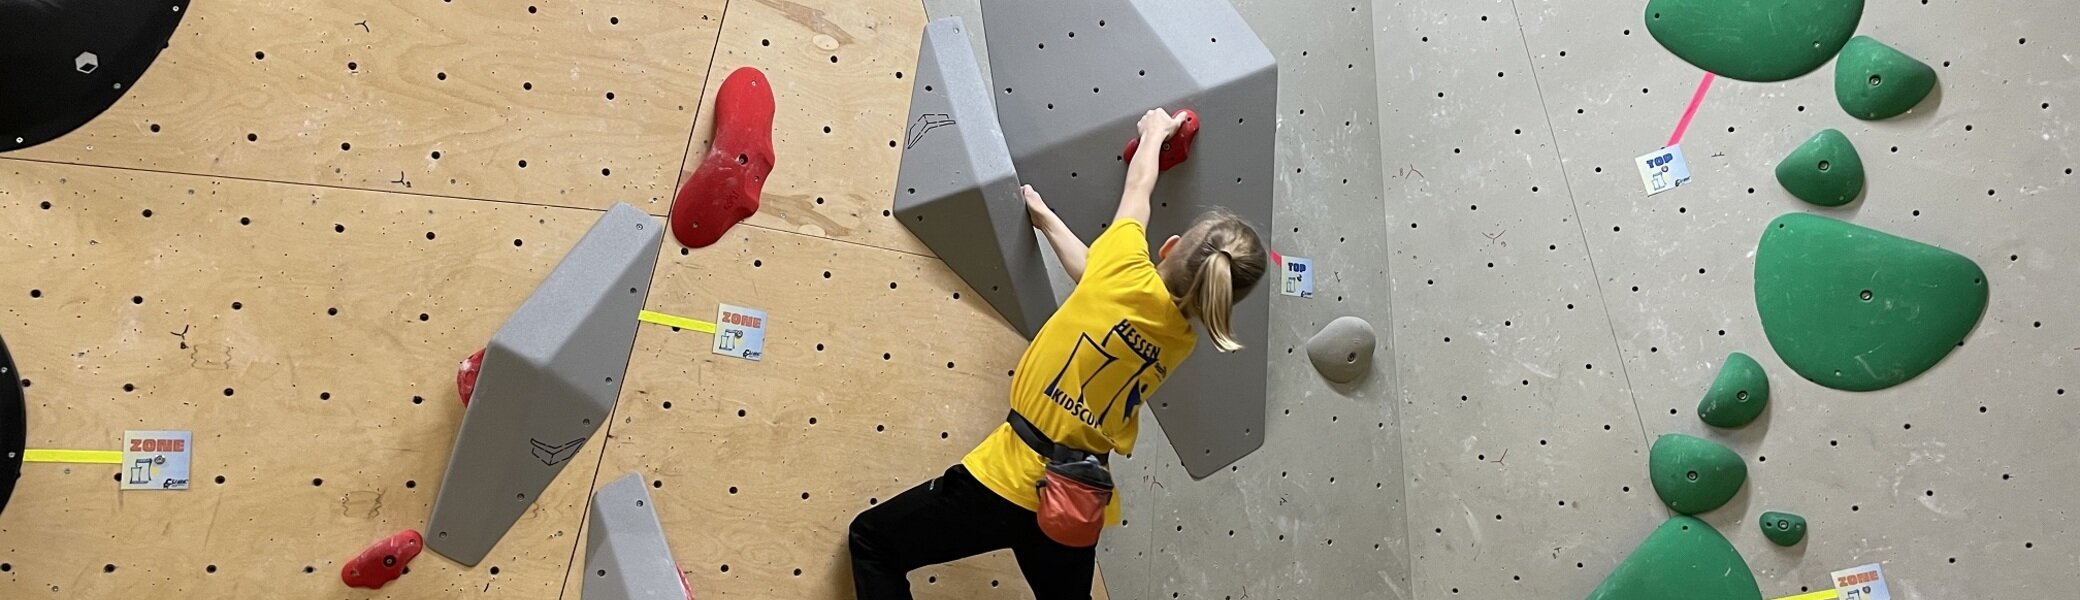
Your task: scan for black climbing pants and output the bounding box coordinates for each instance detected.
[848,464,1096,600]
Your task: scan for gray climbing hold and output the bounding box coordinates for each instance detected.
[983,0,1279,480]
[1306,317,1376,384]
[586,473,692,600]
[425,203,663,566]
[894,18,1057,338]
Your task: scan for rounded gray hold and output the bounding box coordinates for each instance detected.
[1306,316,1376,384]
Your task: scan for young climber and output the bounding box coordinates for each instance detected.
[847,108,1267,599]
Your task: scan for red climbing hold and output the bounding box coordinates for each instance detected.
[1121,109,1199,172]
[457,347,485,407]
[671,67,777,249]
[342,529,423,590]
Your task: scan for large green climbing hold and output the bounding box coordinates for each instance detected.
[1585,517,1763,600]
[1755,213,1988,391]
[1644,0,1865,82]
[1835,36,1937,120]
[1698,353,1769,428]
[1759,511,1808,547]
[1774,129,1865,207]
[1649,434,1746,515]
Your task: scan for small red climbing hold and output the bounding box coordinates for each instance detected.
[671,66,777,249]
[342,529,422,590]
[1122,109,1199,172]
[457,347,485,407]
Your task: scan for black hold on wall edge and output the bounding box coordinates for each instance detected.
[0,0,192,152]
[0,332,25,517]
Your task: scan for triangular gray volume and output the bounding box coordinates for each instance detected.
[425,203,664,566]
[585,473,690,600]
[895,17,1057,338]
[981,0,1277,478]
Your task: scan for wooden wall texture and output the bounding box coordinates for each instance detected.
[0,0,1089,597]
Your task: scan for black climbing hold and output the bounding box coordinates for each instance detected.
[1,1,192,151]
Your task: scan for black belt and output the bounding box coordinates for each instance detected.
[1007,410,1108,466]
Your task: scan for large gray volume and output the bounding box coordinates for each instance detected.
[585,472,688,600]
[981,0,1278,478]
[894,17,1057,338]
[426,203,663,566]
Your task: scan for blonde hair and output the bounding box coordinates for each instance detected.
[1166,210,1267,352]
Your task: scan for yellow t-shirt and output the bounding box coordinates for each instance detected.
[961,219,1197,524]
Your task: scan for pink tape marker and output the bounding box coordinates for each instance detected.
[1667,72,1716,147]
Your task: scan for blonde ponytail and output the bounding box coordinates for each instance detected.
[1186,249,1241,352]
[1166,210,1266,353]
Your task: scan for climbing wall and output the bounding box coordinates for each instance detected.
[0,0,1067,597]
[915,0,1403,595]
[1126,0,1413,595]
[928,0,1402,596]
[7,0,729,213]
[1377,0,2080,598]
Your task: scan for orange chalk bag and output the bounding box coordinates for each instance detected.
[1006,411,1115,548]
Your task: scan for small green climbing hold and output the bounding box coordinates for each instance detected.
[1835,36,1937,120]
[1644,0,1865,82]
[1755,213,1989,391]
[1585,516,1764,600]
[1698,353,1769,428]
[1759,511,1808,546]
[1775,129,1865,207]
[1649,434,1747,515]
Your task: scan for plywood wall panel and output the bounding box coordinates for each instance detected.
[9,0,726,213]
[0,160,612,598]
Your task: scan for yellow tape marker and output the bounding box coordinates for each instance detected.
[639,310,715,334]
[1771,591,1839,600]
[23,449,123,464]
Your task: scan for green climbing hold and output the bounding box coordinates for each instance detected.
[1755,213,1989,392]
[1698,353,1769,428]
[1649,434,1746,515]
[1759,511,1808,547]
[1835,36,1937,120]
[1774,129,1864,207]
[1644,0,1865,82]
[1585,517,1763,600]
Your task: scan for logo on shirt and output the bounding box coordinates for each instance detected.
[1041,319,1166,428]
